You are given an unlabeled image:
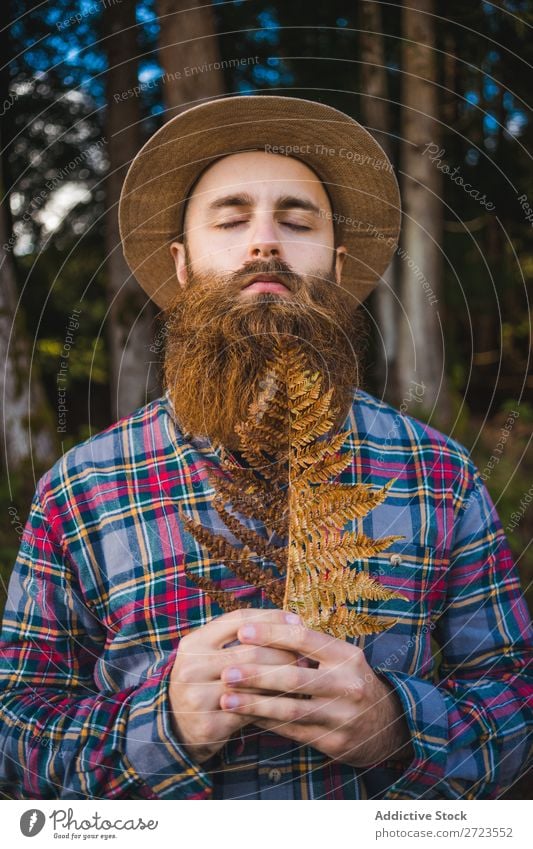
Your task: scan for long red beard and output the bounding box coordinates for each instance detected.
[162,257,369,450]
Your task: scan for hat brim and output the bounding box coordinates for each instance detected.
[119,95,401,309]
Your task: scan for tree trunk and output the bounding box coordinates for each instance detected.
[0,159,57,472]
[359,1,399,399]
[398,0,449,424]
[156,0,225,115]
[104,0,157,421]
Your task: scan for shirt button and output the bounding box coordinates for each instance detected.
[268,768,282,783]
[389,553,402,566]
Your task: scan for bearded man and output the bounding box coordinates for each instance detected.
[0,97,531,801]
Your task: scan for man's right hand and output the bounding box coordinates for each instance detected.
[168,608,304,764]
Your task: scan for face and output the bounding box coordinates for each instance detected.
[163,151,368,451]
[170,150,347,294]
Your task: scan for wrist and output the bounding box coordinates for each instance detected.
[374,674,413,764]
[171,717,220,765]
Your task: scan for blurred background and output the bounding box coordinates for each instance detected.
[1,0,532,623]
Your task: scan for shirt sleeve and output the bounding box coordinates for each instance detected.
[0,486,214,800]
[378,463,533,799]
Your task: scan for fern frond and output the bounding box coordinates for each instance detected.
[212,477,288,535]
[306,478,399,528]
[301,529,405,569]
[347,570,409,603]
[178,339,407,641]
[293,427,349,470]
[295,452,353,485]
[184,569,253,612]
[179,505,284,606]
[323,609,396,639]
[212,496,286,569]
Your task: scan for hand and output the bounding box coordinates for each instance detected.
[219,616,413,767]
[168,608,308,764]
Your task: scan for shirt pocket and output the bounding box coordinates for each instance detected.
[366,539,448,614]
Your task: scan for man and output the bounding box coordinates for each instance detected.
[0,96,531,800]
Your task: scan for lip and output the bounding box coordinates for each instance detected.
[242,274,290,294]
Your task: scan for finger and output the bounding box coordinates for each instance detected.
[175,644,306,683]
[169,679,258,734]
[236,620,358,665]
[229,644,306,667]
[254,717,330,747]
[212,645,308,680]
[220,692,339,725]
[223,642,317,668]
[220,662,336,698]
[181,608,301,651]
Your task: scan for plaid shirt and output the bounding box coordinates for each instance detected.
[0,389,531,800]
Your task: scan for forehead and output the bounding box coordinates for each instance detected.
[186,150,333,210]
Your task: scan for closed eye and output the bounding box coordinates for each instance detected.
[216,221,311,231]
[283,222,312,231]
[216,220,246,229]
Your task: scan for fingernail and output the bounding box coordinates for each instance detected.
[240,625,256,639]
[224,667,242,683]
[224,694,240,709]
[285,612,300,624]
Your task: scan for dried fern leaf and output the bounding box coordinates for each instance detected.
[209,468,287,513]
[291,388,334,433]
[212,496,286,569]
[287,371,321,408]
[305,478,399,528]
[184,547,283,609]
[185,569,253,612]
[225,563,283,606]
[295,452,353,486]
[324,609,397,639]
[178,504,252,565]
[293,427,349,470]
[347,570,409,603]
[303,530,405,568]
[212,477,288,534]
[178,338,407,640]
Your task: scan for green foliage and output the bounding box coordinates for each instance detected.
[465,405,532,615]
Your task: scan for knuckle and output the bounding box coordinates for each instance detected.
[351,645,364,662]
[290,625,306,652]
[175,662,198,684]
[232,645,257,664]
[186,688,204,711]
[329,731,348,757]
[345,678,364,700]
[224,647,242,666]
[288,667,304,692]
[201,715,218,740]
[285,698,301,723]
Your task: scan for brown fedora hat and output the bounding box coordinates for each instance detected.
[119,95,401,309]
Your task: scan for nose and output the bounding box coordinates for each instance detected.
[246,213,282,260]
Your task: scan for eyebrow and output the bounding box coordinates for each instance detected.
[207,192,322,216]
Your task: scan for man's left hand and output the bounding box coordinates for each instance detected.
[219,616,413,767]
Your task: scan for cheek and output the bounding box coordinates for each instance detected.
[287,242,333,274]
[189,235,242,271]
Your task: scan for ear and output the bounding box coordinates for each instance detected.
[170,241,188,289]
[334,245,347,285]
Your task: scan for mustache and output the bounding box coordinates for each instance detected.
[213,257,303,296]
